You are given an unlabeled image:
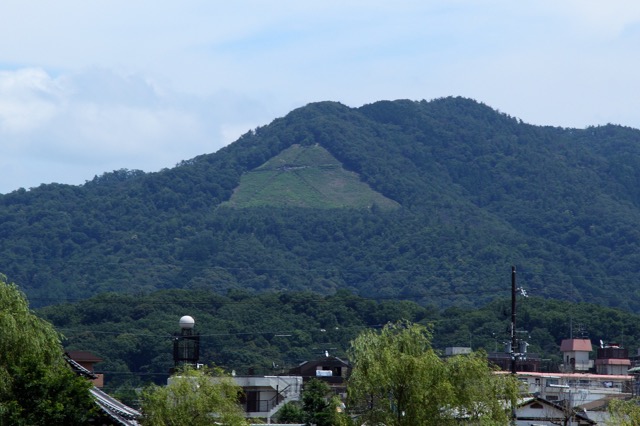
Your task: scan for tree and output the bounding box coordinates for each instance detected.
[0,274,95,425]
[607,398,640,426]
[346,320,518,426]
[276,401,304,424]
[140,366,248,426]
[301,378,342,426]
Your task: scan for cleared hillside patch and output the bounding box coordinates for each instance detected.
[224,144,400,209]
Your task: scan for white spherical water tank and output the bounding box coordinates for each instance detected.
[179,315,195,329]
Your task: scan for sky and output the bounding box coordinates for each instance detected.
[1,1,640,194]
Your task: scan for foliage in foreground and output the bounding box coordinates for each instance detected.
[607,398,640,426]
[346,321,519,426]
[0,275,95,425]
[276,401,305,424]
[140,367,248,426]
[301,378,350,426]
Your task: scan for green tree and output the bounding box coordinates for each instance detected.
[276,401,304,424]
[346,320,518,426]
[607,398,640,426]
[302,378,342,426]
[0,274,95,425]
[140,367,248,426]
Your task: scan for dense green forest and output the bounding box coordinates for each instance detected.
[2,97,640,311]
[36,289,640,403]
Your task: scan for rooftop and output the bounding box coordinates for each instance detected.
[560,339,593,352]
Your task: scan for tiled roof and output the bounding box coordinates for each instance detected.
[66,350,103,363]
[65,353,141,426]
[64,354,97,379]
[90,387,142,426]
[560,339,593,352]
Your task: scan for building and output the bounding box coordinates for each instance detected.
[287,354,351,398]
[487,351,542,372]
[225,354,351,422]
[595,343,630,376]
[233,375,302,423]
[64,353,141,426]
[66,350,104,387]
[445,346,472,356]
[502,336,637,424]
[560,338,593,372]
[516,396,596,426]
[167,373,302,423]
[515,371,633,405]
[90,387,142,426]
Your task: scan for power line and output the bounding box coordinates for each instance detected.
[58,328,300,338]
[3,253,618,281]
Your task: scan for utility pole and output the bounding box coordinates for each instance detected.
[510,266,517,426]
[511,265,517,375]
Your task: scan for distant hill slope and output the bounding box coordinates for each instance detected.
[3,97,640,310]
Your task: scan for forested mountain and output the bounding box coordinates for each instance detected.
[2,97,640,309]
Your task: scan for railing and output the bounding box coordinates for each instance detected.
[243,399,275,414]
[268,383,298,416]
[243,384,300,414]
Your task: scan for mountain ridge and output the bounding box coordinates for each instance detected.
[2,97,640,310]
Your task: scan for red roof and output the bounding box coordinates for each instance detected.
[560,339,592,352]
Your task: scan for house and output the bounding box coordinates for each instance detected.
[90,386,142,426]
[576,394,629,425]
[516,396,595,425]
[223,354,349,422]
[232,375,303,423]
[66,350,104,387]
[170,373,303,423]
[595,343,630,376]
[287,354,351,398]
[64,353,142,426]
[515,371,633,406]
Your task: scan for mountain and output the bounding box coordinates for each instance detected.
[2,97,640,310]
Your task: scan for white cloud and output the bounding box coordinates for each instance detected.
[0,68,64,133]
[1,1,640,192]
[0,68,278,193]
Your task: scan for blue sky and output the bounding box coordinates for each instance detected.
[1,1,640,193]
